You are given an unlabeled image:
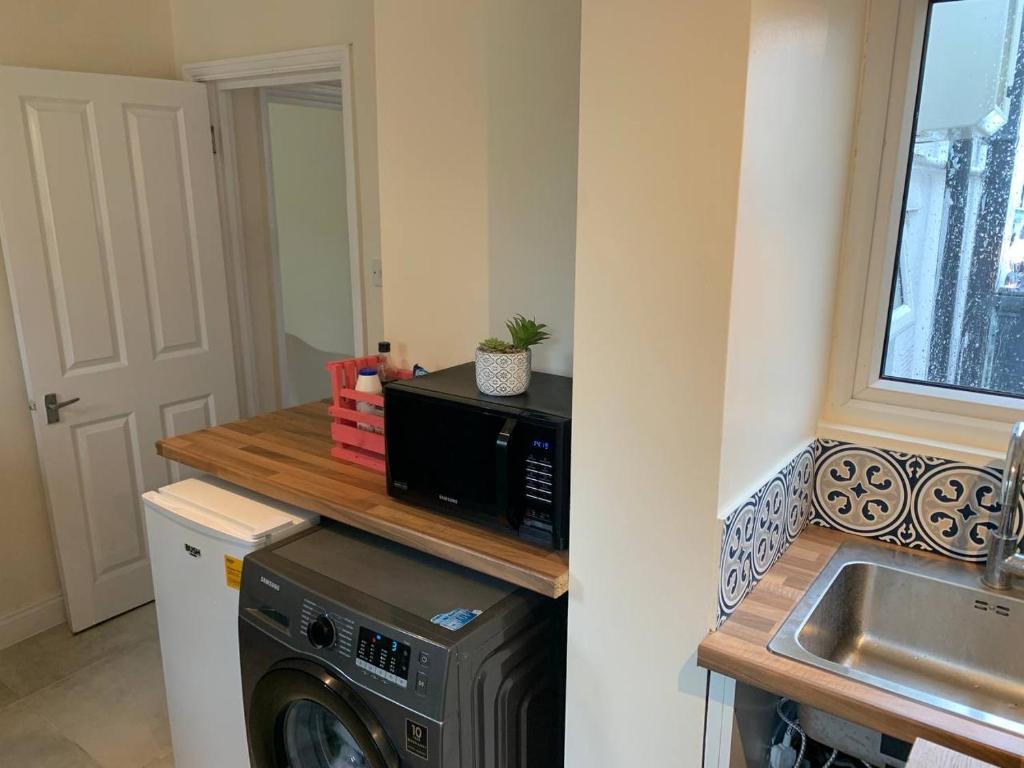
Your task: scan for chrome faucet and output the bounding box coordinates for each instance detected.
[983,421,1024,590]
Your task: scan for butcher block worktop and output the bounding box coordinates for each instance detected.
[698,526,1024,767]
[156,402,569,597]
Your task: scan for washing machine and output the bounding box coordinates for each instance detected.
[238,521,566,767]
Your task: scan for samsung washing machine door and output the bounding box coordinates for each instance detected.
[247,663,399,768]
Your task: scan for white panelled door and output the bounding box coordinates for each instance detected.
[0,66,239,631]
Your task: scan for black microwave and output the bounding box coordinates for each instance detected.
[384,363,571,550]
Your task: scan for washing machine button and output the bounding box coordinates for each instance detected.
[418,651,430,666]
[415,671,428,696]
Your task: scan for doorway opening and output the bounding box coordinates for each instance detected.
[253,82,358,406]
[185,47,372,413]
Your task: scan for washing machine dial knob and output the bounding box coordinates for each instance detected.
[307,614,336,649]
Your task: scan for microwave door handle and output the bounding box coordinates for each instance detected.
[496,417,519,529]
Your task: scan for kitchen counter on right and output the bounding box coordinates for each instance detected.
[697,526,1024,767]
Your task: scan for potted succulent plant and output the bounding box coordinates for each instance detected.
[475,315,551,396]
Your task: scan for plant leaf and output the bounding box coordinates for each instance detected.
[504,314,550,349]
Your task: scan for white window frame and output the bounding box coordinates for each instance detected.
[822,0,1024,463]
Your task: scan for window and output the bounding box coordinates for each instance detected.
[882,0,1024,399]
[824,0,1024,457]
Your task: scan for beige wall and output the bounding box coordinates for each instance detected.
[374,1,490,370]
[0,0,176,79]
[486,0,580,375]
[566,1,751,763]
[375,0,580,373]
[170,0,385,353]
[0,0,178,637]
[0,263,62,633]
[717,0,867,513]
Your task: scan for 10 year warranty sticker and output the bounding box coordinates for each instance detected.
[406,719,428,760]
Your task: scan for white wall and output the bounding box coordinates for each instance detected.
[717,0,868,514]
[566,1,751,764]
[266,99,355,403]
[267,100,354,355]
[375,0,579,373]
[707,4,867,762]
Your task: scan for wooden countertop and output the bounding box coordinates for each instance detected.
[697,526,1024,767]
[156,402,569,597]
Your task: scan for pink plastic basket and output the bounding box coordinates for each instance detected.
[325,355,411,473]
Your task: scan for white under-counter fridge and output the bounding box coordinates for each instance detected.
[143,475,318,768]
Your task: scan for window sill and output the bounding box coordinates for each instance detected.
[819,393,1011,467]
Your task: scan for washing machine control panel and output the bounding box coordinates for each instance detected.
[354,626,412,687]
[295,598,447,716]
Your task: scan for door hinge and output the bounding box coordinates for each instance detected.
[210,125,217,155]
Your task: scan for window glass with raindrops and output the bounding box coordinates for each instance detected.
[882,0,1024,398]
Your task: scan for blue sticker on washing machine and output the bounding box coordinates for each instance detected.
[430,608,482,631]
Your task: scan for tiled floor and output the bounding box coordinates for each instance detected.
[0,604,174,767]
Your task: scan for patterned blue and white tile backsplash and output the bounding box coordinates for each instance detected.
[718,445,814,624]
[810,439,1018,562]
[717,438,1016,624]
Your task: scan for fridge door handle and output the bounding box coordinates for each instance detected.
[496,417,518,529]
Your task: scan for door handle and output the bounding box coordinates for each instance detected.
[44,393,80,424]
[496,417,518,529]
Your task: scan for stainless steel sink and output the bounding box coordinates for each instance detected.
[769,541,1024,735]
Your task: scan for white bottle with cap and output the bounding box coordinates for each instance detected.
[355,367,383,432]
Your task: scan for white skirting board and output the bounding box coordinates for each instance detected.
[0,594,65,650]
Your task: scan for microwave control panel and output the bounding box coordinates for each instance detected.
[521,432,556,534]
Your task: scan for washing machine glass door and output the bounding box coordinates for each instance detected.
[282,699,373,767]
[247,667,398,768]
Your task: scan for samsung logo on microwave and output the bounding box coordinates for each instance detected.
[438,494,459,506]
[260,576,281,592]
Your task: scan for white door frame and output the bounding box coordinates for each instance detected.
[182,46,366,414]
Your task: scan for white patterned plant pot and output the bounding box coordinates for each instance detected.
[475,349,531,396]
